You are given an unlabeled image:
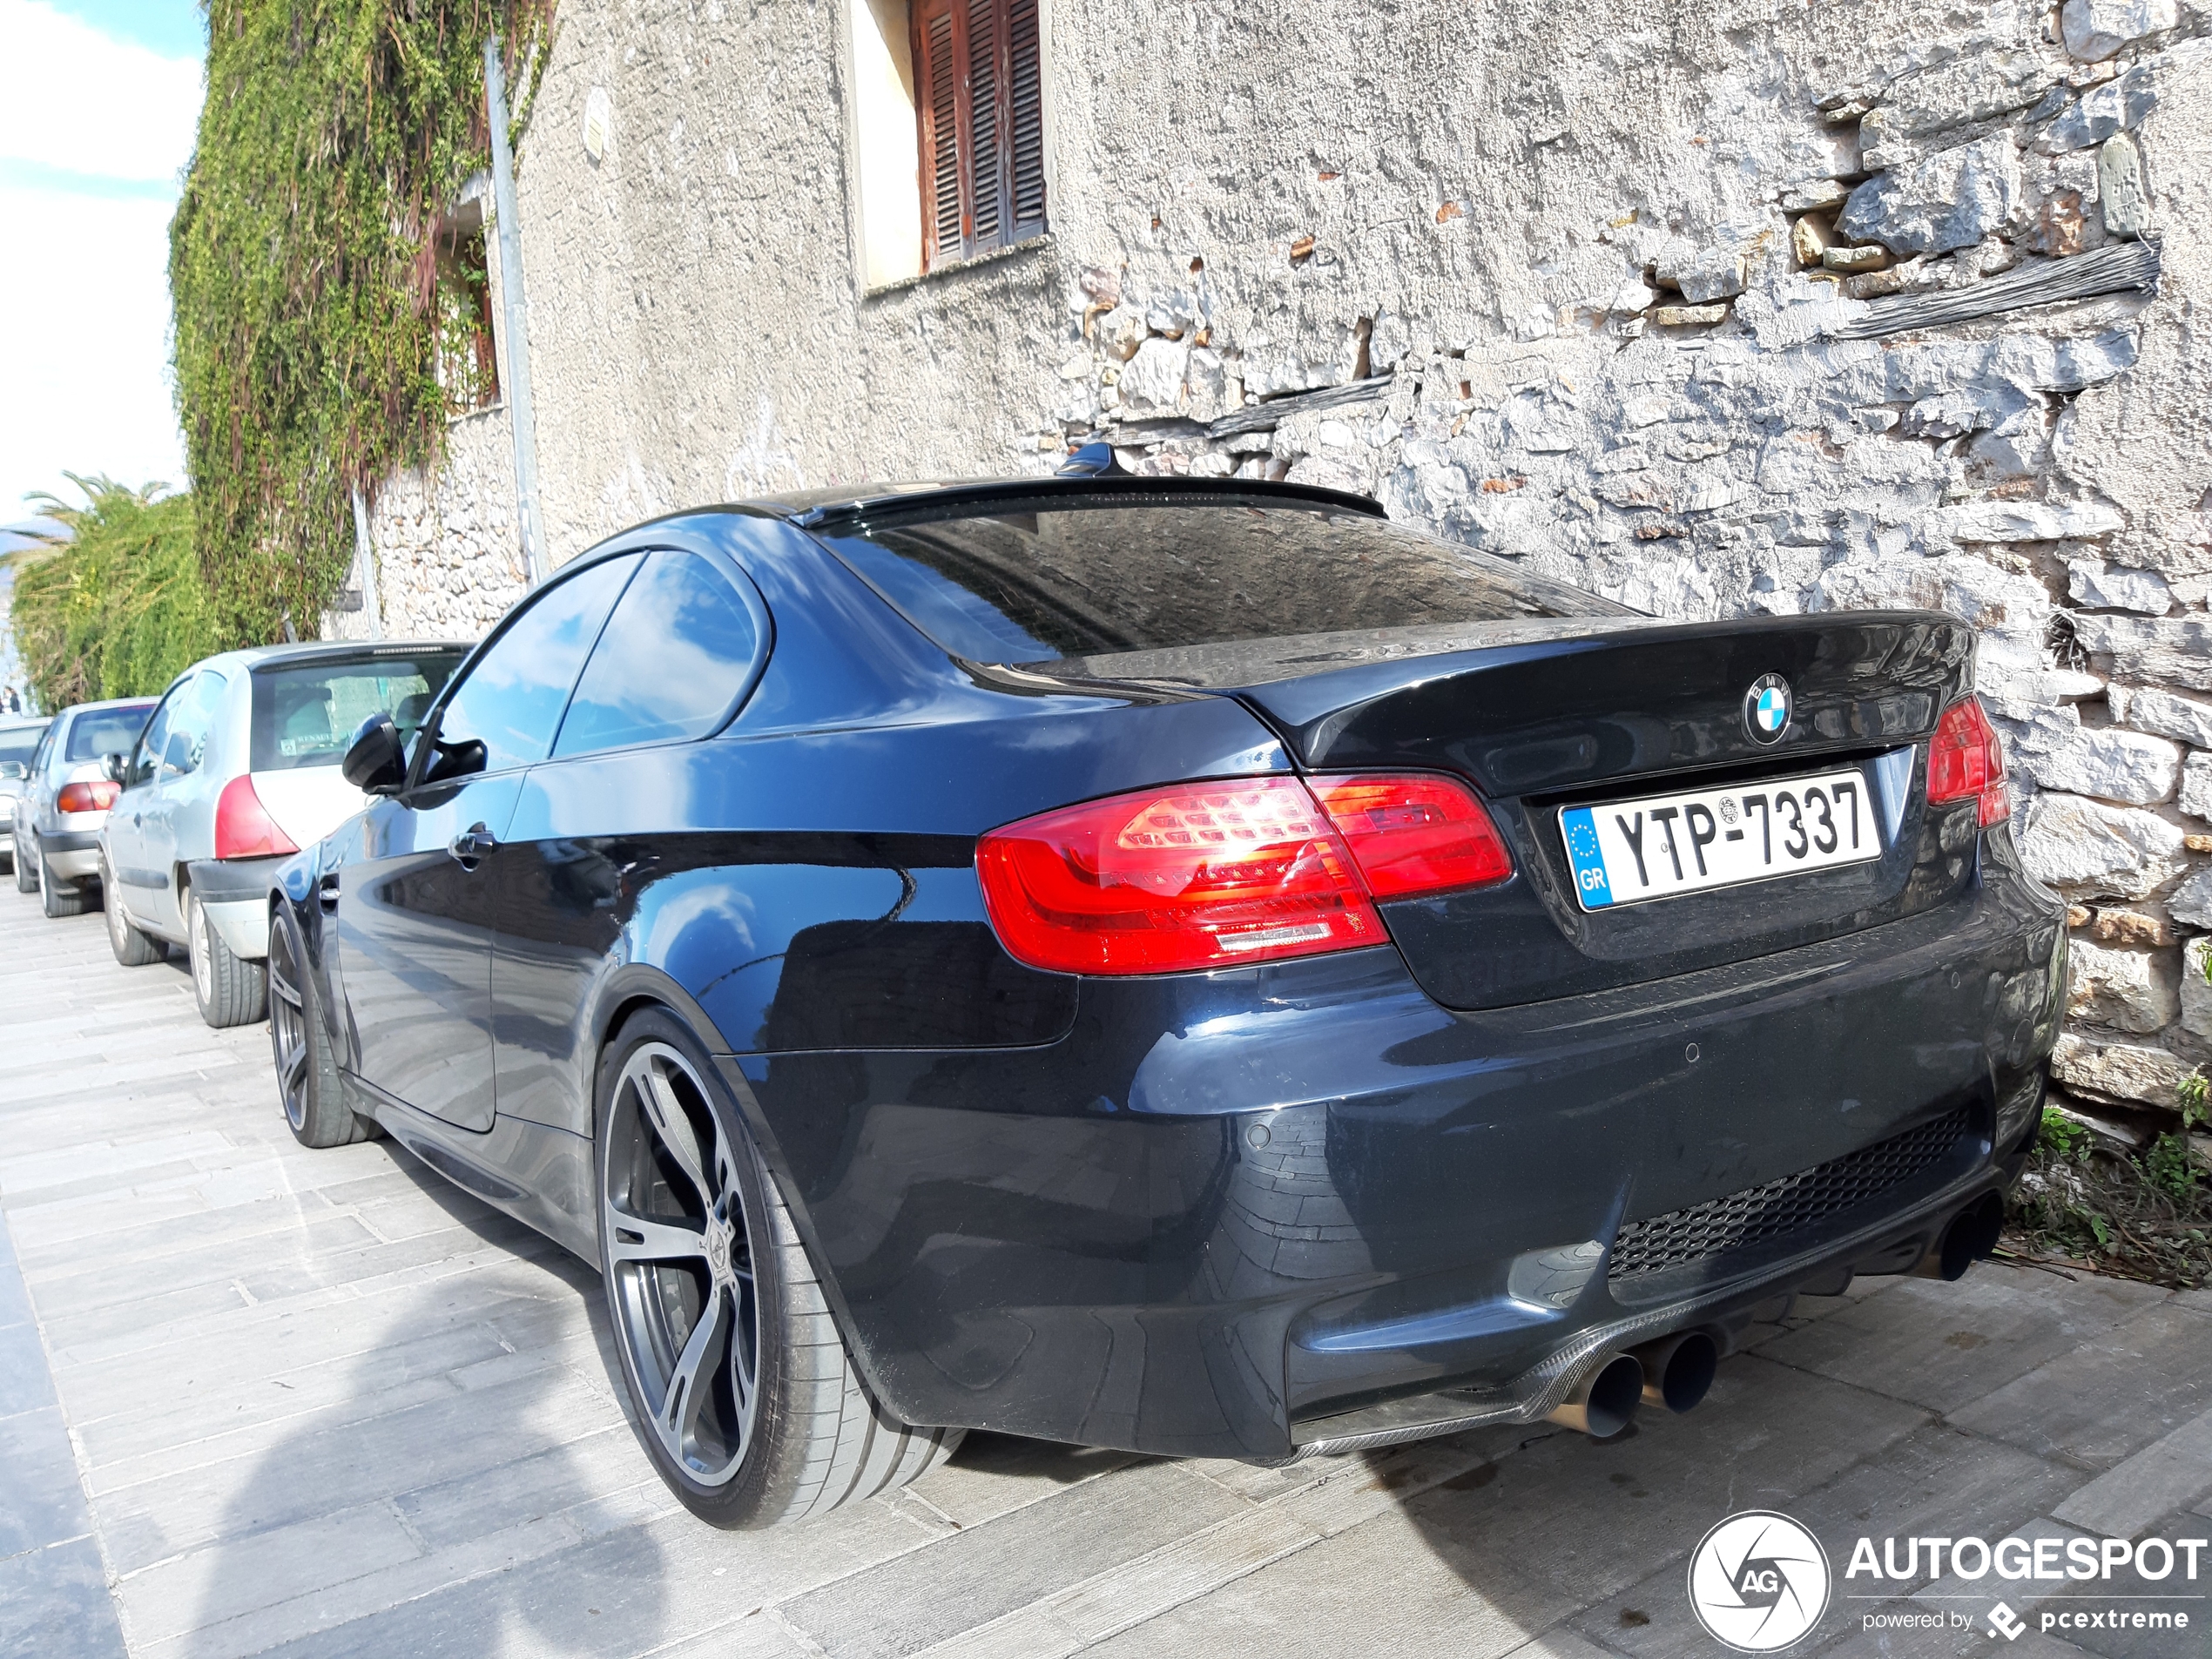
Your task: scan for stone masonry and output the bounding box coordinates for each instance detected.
[351,0,2212,1123]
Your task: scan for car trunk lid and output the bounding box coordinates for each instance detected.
[1022,610,1980,1008]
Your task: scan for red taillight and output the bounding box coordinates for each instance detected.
[214,774,300,860]
[1307,774,1515,897]
[975,773,1514,975]
[55,780,119,814]
[1927,696,2009,827]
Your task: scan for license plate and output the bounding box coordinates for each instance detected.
[1559,767,1879,911]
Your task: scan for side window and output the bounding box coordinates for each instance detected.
[167,671,227,777]
[424,553,642,780]
[30,725,54,776]
[130,691,180,789]
[554,550,765,758]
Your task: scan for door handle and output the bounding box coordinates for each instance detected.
[448,823,497,870]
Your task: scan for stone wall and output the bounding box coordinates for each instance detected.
[374,0,2212,1119]
[342,406,527,646]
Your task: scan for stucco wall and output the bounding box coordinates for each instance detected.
[372,0,2212,1120]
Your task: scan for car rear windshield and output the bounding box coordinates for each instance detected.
[252,652,466,772]
[815,499,1626,664]
[0,725,44,767]
[64,705,154,763]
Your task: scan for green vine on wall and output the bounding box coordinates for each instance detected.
[170,0,550,646]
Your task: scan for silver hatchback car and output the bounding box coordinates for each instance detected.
[102,642,467,1026]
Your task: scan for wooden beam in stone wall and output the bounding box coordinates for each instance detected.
[1205,376,1392,439]
[1824,240,2161,341]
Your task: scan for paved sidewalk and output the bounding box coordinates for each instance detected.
[5,889,2212,1658]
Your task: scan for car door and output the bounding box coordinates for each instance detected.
[139,670,226,935]
[107,688,180,903]
[490,547,772,1130]
[337,552,643,1131]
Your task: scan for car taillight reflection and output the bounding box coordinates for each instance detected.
[56,780,119,814]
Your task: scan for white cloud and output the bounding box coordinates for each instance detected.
[0,0,199,512]
[0,0,201,182]
[0,181,187,510]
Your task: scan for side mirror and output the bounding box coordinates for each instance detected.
[341,713,408,794]
[0,761,23,781]
[102,752,126,786]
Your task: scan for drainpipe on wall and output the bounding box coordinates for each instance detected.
[484,32,545,588]
[348,484,384,640]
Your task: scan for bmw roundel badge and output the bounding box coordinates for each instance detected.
[1743,674,1791,744]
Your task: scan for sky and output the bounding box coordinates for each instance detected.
[0,0,205,520]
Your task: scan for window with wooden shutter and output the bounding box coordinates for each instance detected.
[912,0,1046,270]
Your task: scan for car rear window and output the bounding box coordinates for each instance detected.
[64,705,154,763]
[816,499,1625,664]
[0,725,44,767]
[252,652,466,772]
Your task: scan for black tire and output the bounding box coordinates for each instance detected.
[12,831,33,894]
[189,891,268,1028]
[104,853,166,966]
[595,1009,961,1527]
[38,850,84,919]
[268,907,372,1147]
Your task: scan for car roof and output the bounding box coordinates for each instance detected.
[0,714,47,730]
[58,697,157,718]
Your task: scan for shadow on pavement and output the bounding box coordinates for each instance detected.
[175,1140,673,1658]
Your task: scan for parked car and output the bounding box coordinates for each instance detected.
[103,642,468,1027]
[265,468,2065,1528]
[13,698,157,917]
[0,713,51,873]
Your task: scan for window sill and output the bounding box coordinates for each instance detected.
[446,401,507,428]
[862,231,1054,300]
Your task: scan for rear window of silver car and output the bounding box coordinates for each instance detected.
[817,501,1629,664]
[251,654,465,772]
[64,705,154,763]
[0,724,44,767]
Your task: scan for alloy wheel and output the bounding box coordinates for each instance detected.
[266,924,311,1131]
[602,1042,761,1488]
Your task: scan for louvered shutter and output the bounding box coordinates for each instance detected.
[1005,0,1045,238]
[913,0,1046,269]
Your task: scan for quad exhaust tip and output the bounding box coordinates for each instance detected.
[1914,1192,2006,1282]
[1631,1330,1718,1415]
[1546,1352,1645,1440]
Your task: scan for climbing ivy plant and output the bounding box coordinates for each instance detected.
[170,0,549,644]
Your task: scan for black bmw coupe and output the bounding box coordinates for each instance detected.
[266,467,2064,1527]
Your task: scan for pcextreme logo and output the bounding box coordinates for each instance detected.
[1687,1512,1832,1652]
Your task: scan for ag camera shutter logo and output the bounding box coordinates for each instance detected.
[1688,1511,1831,1651]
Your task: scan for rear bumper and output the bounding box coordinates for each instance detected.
[187,859,283,960]
[732,840,2064,1462]
[39,826,104,880]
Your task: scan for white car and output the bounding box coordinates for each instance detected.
[101,641,469,1026]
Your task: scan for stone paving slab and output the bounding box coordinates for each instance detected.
[4,890,2210,1657]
